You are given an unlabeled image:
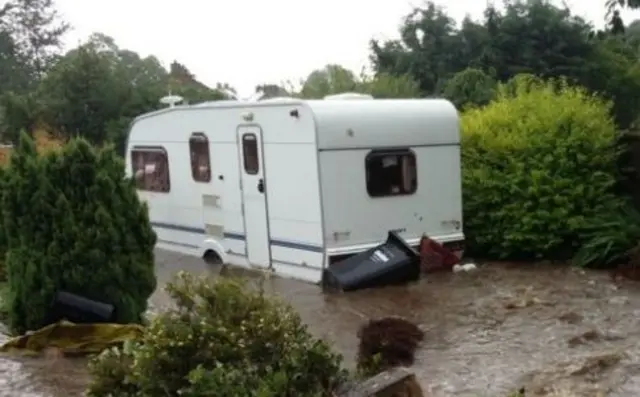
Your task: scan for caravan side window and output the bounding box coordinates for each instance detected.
[242,133,259,175]
[365,149,417,197]
[131,147,171,193]
[189,133,211,182]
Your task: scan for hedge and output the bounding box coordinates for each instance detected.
[461,75,629,261]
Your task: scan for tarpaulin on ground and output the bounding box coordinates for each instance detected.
[0,320,144,355]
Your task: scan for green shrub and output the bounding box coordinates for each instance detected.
[572,203,640,268]
[0,164,5,282]
[0,255,4,284]
[0,282,8,320]
[2,132,157,333]
[86,272,347,397]
[462,75,627,260]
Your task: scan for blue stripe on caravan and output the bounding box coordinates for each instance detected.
[156,238,200,249]
[150,221,323,253]
[223,232,246,241]
[151,221,205,234]
[271,239,323,253]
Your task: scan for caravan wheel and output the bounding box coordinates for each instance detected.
[203,249,223,265]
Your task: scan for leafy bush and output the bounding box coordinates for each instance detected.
[2,132,156,333]
[572,203,640,268]
[0,282,8,320]
[462,75,628,260]
[0,164,5,282]
[86,272,347,397]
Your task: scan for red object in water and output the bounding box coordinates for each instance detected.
[418,235,460,273]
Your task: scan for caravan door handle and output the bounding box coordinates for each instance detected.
[257,179,265,193]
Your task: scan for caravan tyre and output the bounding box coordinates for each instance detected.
[203,249,223,265]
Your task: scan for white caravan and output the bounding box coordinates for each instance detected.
[125,95,464,284]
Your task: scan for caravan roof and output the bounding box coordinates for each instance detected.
[129,98,458,150]
[305,98,458,150]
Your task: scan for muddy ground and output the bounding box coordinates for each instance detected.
[2,249,640,397]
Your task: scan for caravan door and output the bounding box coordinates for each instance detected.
[237,126,271,269]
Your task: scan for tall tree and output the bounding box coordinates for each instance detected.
[367,0,640,128]
[300,64,359,98]
[295,64,420,99]
[580,35,640,129]
[607,0,640,8]
[370,0,596,95]
[37,42,127,144]
[625,18,640,49]
[0,0,69,78]
[484,0,594,81]
[371,2,461,94]
[167,61,228,104]
[606,0,640,24]
[23,34,230,148]
[0,29,30,92]
[442,68,497,109]
[357,72,421,98]
[255,84,292,98]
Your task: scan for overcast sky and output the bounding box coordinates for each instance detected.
[56,0,640,97]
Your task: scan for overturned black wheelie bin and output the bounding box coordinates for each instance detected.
[322,230,420,292]
[47,291,116,325]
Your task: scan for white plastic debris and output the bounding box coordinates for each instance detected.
[462,263,477,271]
[452,262,477,273]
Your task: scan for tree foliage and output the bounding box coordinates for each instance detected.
[2,132,157,333]
[0,10,232,150]
[273,64,421,99]
[0,0,69,80]
[371,0,640,129]
[26,33,225,149]
[0,30,30,93]
[442,68,497,109]
[607,0,640,20]
[4,0,640,143]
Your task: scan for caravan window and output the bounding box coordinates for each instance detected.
[131,147,171,193]
[365,149,417,197]
[189,133,211,182]
[242,133,259,175]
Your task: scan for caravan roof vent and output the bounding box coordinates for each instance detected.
[159,94,184,107]
[323,93,374,100]
[259,96,299,102]
[193,100,238,107]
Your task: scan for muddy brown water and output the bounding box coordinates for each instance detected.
[2,250,640,396]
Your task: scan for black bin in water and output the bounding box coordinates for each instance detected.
[322,231,420,292]
[48,291,116,324]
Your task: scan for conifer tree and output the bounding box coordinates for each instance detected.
[2,131,156,333]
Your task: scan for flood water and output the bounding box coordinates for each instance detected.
[2,249,640,396]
